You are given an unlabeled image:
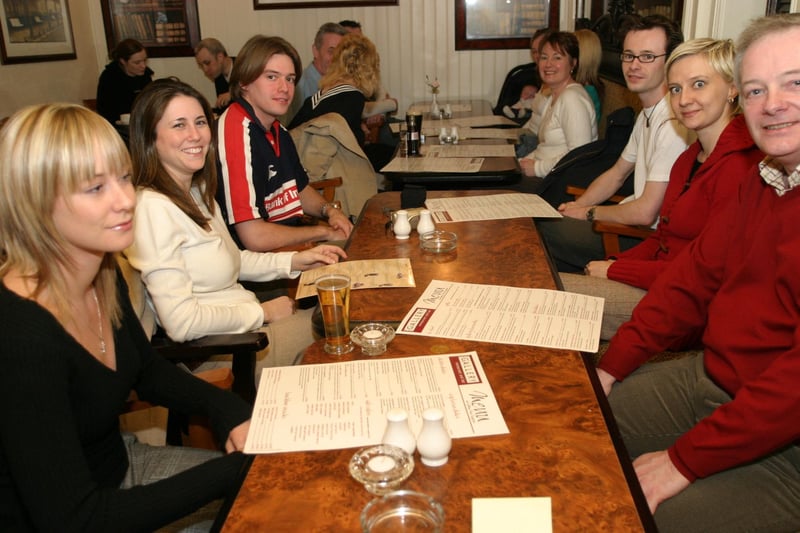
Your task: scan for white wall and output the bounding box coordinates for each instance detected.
[2,0,797,120]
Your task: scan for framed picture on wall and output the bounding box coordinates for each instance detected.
[0,0,76,64]
[254,0,396,8]
[100,0,200,58]
[455,0,559,50]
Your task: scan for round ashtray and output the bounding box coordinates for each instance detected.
[351,323,396,356]
[349,445,414,495]
[360,490,445,532]
[419,230,457,254]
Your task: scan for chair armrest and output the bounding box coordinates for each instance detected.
[151,331,267,404]
[592,221,654,257]
[565,185,628,204]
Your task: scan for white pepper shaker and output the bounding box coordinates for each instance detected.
[393,210,411,240]
[416,209,435,235]
[450,126,459,144]
[381,408,416,455]
[416,407,451,466]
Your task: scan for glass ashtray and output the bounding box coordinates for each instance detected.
[360,490,445,532]
[350,323,396,356]
[419,230,457,254]
[349,445,414,495]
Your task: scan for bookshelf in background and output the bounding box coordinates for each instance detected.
[100,0,200,58]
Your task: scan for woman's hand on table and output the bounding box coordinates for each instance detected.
[291,245,347,271]
[226,420,250,453]
[262,296,297,323]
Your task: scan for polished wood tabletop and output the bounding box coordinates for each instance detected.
[346,191,555,324]
[219,192,654,532]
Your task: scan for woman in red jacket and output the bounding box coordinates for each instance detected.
[560,38,763,341]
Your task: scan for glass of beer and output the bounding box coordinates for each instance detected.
[315,274,354,355]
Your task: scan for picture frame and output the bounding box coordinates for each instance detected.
[100,0,200,58]
[0,0,76,64]
[455,0,559,51]
[254,0,397,9]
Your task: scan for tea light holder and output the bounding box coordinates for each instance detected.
[349,444,414,495]
[350,323,396,356]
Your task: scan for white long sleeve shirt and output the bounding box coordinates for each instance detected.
[127,187,299,342]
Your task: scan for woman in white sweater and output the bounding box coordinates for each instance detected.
[126,79,345,374]
[519,31,598,178]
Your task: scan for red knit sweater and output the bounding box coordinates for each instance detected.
[600,163,800,482]
[607,115,763,289]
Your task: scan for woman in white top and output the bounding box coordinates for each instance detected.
[519,31,598,178]
[126,79,345,376]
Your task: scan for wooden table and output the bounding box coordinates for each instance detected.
[383,100,522,190]
[219,192,654,532]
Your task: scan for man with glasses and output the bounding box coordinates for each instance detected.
[537,14,692,273]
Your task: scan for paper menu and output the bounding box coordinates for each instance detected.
[244,352,509,454]
[397,280,603,353]
[294,258,415,300]
[424,193,561,222]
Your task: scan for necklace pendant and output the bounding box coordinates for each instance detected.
[99,339,107,355]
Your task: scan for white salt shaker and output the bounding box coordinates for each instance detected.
[416,209,435,235]
[439,127,448,144]
[416,407,451,466]
[381,408,416,455]
[450,126,459,144]
[393,210,412,240]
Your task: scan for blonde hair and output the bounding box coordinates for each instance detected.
[320,33,381,99]
[0,103,129,326]
[574,29,601,88]
[667,38,740,114]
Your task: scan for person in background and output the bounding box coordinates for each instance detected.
[515,28,553,157]
[0,103,250,532]
[574,28,604,124]
[518,31,598,177]
[536,14,692,273]
[339,18,399,148]
[96,38,153,125]
[127,79,345,373]
[289,33,395,172]
[195,37,235,111]
[295,22,348,108]
[596,14,800,531]
[560,38,762,341]
[502,84,538,120]
[216,35,353,252]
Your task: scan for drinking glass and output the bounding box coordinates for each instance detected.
[315,274,354,355]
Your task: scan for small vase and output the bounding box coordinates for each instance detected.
[416,209,436,235]
[417,407,451,467]
[430,93,440,119]
[393,210,412,240]
[381,409,416,455]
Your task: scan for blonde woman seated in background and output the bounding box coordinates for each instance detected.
[518,31,598,177]
[126,79,345,377]
[0,103,252,531]
[574,28,604,125]
[561,39,762,341]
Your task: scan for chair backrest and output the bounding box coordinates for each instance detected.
[493,62,541,115]
[82,99,98,112]
[535,106,636,208]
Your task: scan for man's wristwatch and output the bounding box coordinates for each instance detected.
[586,206,597,222]
[321,201,341,219]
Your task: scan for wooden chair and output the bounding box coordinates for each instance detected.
[565,185,654,257]
[82,98,98,112]
[310,176,343,203]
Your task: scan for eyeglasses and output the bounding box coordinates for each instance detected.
[620,52,667,63]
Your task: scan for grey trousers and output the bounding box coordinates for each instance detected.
[608,356,800,533]
[559,272,646,340]
[122,433,222,533]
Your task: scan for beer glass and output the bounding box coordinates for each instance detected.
[315,274,354,355]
